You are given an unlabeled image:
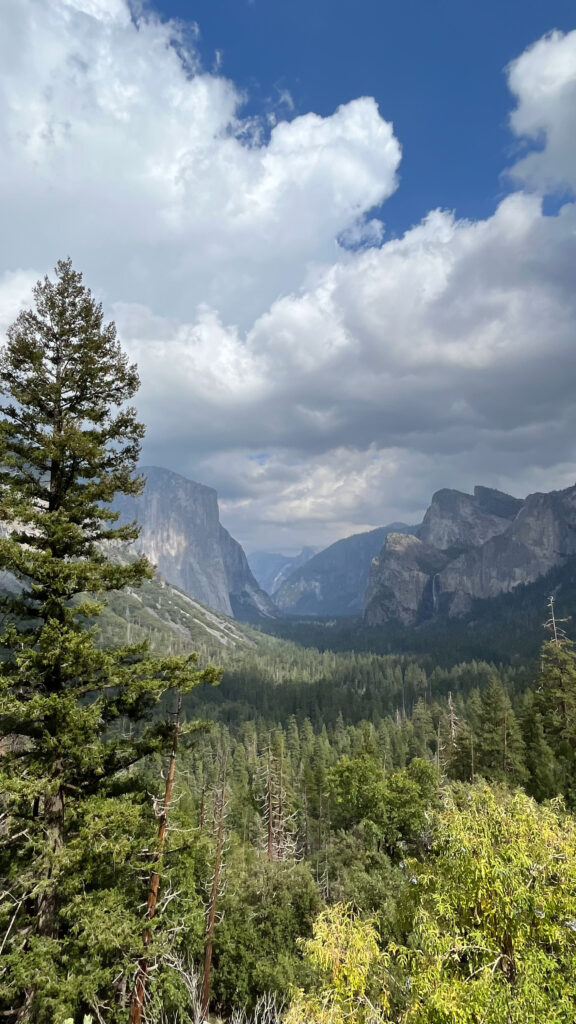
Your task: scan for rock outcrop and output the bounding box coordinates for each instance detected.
[274,524,418,617]
[364,532,449,626]
[365,483,576,625]
[419,486,522,552]
[218,524,279,621]
[114,466,277,621]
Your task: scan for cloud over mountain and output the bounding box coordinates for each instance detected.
[1,1,575,550]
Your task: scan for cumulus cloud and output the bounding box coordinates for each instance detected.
[508,29,576,192]
[0,0,400,326]
[1,2,576,550]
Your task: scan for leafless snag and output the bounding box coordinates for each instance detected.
[128,691,183,1024]
[200,756,229,1019]
[257,746,298,863]
[544,595,570,645]
[229,992,284,1024]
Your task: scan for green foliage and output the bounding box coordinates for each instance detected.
[397,785,576,1023]
[285,904,390,1024]
[0,260,219,1022]
[283,786,576,1024]
[538,635,576,802]
[329,757,437,856]
[474,674,527,785]
[212,856,321,1013]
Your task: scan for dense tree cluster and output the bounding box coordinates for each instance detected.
[1,262,576,1023]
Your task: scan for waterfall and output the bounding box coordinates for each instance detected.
[432,573,440,613]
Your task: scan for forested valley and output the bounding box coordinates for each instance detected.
[2,261,576,1024]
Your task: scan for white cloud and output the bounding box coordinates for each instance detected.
[0,0,400,326]
[0,269,40,336]
[1,3,576,550]
[508,29,576,192]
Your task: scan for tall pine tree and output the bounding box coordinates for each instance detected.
[475,675,526,786]
[0,260,219,1023]
[538,633,576,803]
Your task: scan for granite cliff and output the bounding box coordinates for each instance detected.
[274,523,418,617]
[114,466,277,621]
[364,483,576,625]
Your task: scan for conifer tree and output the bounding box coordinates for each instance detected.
[475,675,526,785]
[0,260,219,1023]
[517,691,557,801]
[538,627,576,802]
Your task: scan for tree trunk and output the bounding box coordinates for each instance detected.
[37,777,65,938]
[201,772,226,1019]
[128,694,181,1024]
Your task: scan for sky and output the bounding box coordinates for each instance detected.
[0,0,575,554]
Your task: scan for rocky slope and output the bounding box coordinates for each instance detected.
[0,521,257,653]
[274,524,418,617]
[103,552,258,652]
[114,466,277,621]
[248,548,318,595]
[365,483,576,625]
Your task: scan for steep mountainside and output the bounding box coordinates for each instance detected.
[365,483,576,625]
[103,554,258,653]
[248,548,318,595]
[114,466,277,621]
[274,523,418,616]
[0,521,257,653]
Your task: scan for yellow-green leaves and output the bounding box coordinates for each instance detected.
[400,784,576,1023]
[286,904,391,1024]
[287,785,576,1024]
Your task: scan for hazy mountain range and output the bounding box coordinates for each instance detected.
[248,548,318,596]
[4,466,575,644]
[114,469,576,631]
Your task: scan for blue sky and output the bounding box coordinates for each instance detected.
[0,1,576,552]
[163,0,575,233]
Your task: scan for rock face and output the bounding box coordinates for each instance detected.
[364,533,449,626]
[364,484,576,625]
[114,466,277,621]
[419,486,523,552]
[218,524,279,621]
[274,524,418,617]
[248,548,318,596]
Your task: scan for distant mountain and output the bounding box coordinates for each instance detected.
[274,523,419,616]
[114,466,278,622]
[365,483,576,625]
[248,547,318,595]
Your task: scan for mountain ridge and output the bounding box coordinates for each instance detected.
[248,547,318,595]
[365,482,576,626]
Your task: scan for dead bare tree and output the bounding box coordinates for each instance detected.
[544,594,570,645]
[128,692,183,1024]
[200,757,229,1019]
[257,746,298,863]
[228,992,284,1024]
[157,953,205,1024]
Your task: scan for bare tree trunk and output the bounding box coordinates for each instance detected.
[201,770,227,1019]
[128,693,182,1024]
